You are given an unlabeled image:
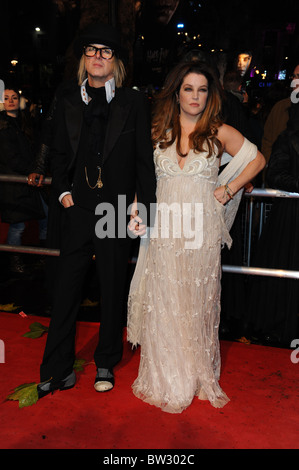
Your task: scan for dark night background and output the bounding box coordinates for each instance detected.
[0,0,298,115]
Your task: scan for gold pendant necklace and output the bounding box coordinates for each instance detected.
[85,166,103,189]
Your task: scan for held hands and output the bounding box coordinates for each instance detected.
[128,199,147,237]
[128,211,147,237]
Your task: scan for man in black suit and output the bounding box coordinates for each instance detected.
[37,23,156,398]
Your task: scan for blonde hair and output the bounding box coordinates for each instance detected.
[77,55,126,88]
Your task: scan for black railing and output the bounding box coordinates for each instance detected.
[0,174,298,279]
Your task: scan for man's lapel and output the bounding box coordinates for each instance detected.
[103,89,131,163]
[63,86,131,163]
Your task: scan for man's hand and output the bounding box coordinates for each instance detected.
[28,173,44,187]
[61,194,74,208]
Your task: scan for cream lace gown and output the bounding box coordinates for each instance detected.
[127,138,257,413]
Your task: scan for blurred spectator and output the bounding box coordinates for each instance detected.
[261,62,299,166]
[27,94,58,188]
[223,70,248,104]
[236,51,252,77]
[0,85,47,274]
[245,102,299,346]
[244,95,266,153]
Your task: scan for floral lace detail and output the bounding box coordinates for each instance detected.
[154,144,218,181]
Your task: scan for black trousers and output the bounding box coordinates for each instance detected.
[40,204,131,382]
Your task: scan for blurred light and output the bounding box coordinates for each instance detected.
[286,23,296,34]
[177,23,184,29]
[278,70,286,80]
[11,60,18,66]
[35,27,41,32]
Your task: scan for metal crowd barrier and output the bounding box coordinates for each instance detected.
[0,175,52,185]
[0,174,299,279]
[243,188,299,267]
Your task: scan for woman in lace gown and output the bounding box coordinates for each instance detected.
[127,61,265,413]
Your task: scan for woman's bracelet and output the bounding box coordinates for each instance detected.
[224,183,234,199]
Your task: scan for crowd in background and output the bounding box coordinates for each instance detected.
[0,45,298,349]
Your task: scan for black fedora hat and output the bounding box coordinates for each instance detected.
[73,22,123,59]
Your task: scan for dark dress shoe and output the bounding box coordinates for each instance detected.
[94,368,114,392]
[37,370,76,399]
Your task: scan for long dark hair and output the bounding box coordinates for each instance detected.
[152,61,223,158]
[3,84,35,144]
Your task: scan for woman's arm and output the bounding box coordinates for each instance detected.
[214,124,265,204]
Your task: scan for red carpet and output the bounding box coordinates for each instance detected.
[0,311,298,450]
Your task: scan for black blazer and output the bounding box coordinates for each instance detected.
[49,80,156,227]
